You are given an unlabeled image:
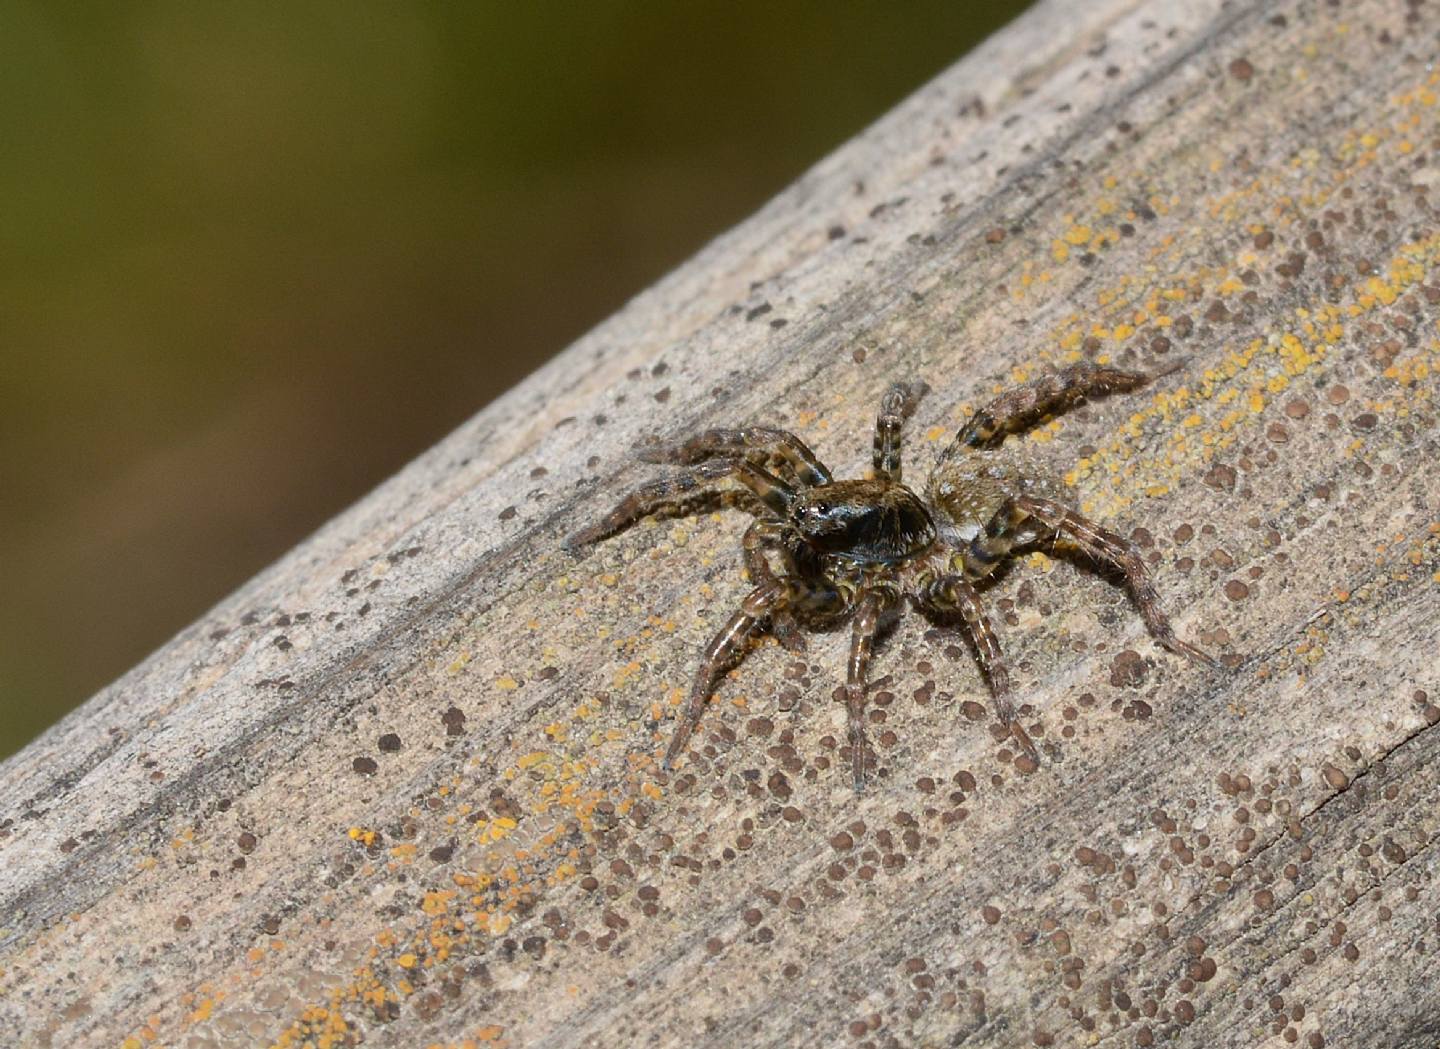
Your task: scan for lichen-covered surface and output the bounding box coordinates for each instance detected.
[5,0,1440,1046]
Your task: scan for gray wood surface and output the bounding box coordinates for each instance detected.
[5,1,1440,1046]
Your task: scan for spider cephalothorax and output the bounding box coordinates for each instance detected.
[570,362,1217,789]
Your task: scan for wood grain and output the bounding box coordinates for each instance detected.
[5,1,1440,1046]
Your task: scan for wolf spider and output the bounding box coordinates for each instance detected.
[569,361,1217,789]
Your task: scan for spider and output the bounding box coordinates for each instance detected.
[569,361,1217,789]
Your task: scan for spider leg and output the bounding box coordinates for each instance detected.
[663,579,791,771]
[1011,494,1219,668]
[568,459,794,548]
[871,382,927,483]
[640,427,832,487]
[845,587,899,791]
[742,519,806,651]
[952,360,1181,451]
[924,575,1039,763]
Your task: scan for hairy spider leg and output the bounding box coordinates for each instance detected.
[871,381,928,482]
[664,572,848,771]
[663,579,788,770]
[872,385,911,482]
[742,519,806,651]
[567,458,795,548]
[1010,494,1219,668]
[925,575,1039,763]
[952,361,1176,451]
[844,589,898,790]
[641,427,832,487]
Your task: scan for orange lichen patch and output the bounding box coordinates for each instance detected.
[422,889,458,916]
[611,661,644,689]
[347,826,378,848]
[473,817,518,844]
[1058,222,1440,511]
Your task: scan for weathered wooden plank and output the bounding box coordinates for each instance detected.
[4,1,1440,1046]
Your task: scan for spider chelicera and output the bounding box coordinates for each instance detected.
[569,361,1217,789]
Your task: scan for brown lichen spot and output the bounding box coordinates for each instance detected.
[1190,957,1218,982]
[377,733,402,753]
[1342,942,1360,962]
[745,717,773,738]
[1014,754,1039,775]
[1325,385,1351,406]
[1110,650,1147,688]
[1267,423,1290,444]
[441,706,467,736]
[986,228,1006,244]
[1228,56,1254,81]
[1253,888,1275,910]
[961,700,987,721]
[1203,463,1237,491]
[1051,930,1072,956]
[767,771,792,801]
[498,506,518,521]
[352,756,379,776]
[237,831,257,854]
[1351,412,1378,432]
[1285,399,1310,419]
[173,914,192,932]
[1175,999,1196,1024]
[1125,699,1153,722]
[1321,764,1349,790]
[428,843,454,863]
[1224,580,1250,602]
[982,905,1002,925]
[1032,1029,1054,1047]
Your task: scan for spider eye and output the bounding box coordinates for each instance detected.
[811,502,830,516]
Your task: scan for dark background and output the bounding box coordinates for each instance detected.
[0,3,1030,758]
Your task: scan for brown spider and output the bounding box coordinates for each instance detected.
[569,361,1217,789]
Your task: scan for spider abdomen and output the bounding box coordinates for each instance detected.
[789,479,936,564]
[927,449,1067,565]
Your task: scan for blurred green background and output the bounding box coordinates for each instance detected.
[0,2,1030,759]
